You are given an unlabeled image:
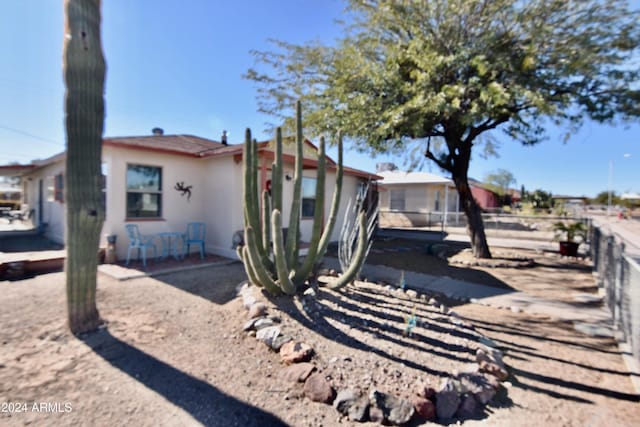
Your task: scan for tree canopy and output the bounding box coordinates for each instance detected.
[483,169,516,196]
[246,0,640,257]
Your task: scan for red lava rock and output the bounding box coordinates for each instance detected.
[279,362,316,382]
[280,341,314,364]
[412,396,436,420]
[416,384,437,399]
[303,373,335,404]
[479,360,509,381]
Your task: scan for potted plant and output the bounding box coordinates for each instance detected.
[552,221,587,256]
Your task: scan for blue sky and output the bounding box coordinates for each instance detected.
[0,0,638,198]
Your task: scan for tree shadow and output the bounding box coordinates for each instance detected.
[81,328,288,427]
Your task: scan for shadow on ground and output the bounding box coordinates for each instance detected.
[81,328,288,427]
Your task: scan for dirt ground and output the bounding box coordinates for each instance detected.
[1,239,639,426]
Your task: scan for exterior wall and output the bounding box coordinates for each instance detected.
[379,183,459,227]
[23,161,66,244]
[471,186,498,210]
[201,155,244,259]
[102,146,208,260]
[17,145,373,263]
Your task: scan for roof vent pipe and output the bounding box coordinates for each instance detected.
[152,127,164,136]
[221,130,228,145]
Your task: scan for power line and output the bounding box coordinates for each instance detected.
[0,125,64,147]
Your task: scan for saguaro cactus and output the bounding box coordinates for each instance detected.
[63,0,106,334]
[239,101,369,294]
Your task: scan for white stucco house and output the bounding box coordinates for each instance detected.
[377,168,461,228]
[1,131,380,261]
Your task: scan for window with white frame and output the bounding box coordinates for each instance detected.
[126,164,162,218]
[434,190,441,211]
[389,188,405,211]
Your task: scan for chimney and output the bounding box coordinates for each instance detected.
[152,127,164,136]
[221,130,228,145]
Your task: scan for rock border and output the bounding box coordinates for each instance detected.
[237,281,510,426]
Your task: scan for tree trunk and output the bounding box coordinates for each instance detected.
[453,176,492,259]
[63,0,106,335]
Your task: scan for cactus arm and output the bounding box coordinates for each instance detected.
[272,127,283,214]
[286,101,304,267]
[317,134,343,260]
[328,212,368,290]
[238,246,262,287]
[293,136,326,285]
[244,227,282,295]
[261,189,271,256]
[271,210,297,295]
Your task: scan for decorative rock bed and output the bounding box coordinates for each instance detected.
[237,281,510,425]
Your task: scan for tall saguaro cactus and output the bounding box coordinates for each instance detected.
[239,101,369,294]
[63,0,106,334]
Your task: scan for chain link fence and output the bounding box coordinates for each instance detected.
[591,225,640,368]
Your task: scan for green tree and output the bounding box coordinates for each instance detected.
[246,0,640,258]
[483,169,516,196]
[63,0,106,334]
[592,190,621,206]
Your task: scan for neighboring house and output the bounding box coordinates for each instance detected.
[0,131,380,261]
[468,179,500,211]
[377,169,461,227]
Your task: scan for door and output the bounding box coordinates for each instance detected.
[38,179,43,225]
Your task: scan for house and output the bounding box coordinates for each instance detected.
[376,167,461,228]
[468,179,500,211]
[0,130,380,261]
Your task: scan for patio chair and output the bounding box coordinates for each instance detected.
[125,224,157,267]
[8,205,32,224]
[184,222,206,259]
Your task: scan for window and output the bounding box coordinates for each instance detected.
[301,177,316,218]
[434,190,441,211]
[390,189,405,211]
[54,173,64,202]
[46,176,55,202]
[126,165,162,218]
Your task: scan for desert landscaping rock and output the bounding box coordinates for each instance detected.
[270,334,293,351]
[280,362,316,383]
[479,360,509,381]
[333,389,369,421]
[412,396,436,420]
[254,317,276,330]
[436,378,462,420]
[456,393,480,418]
[303,373,335,404]
[280,341,314,364]
[247,302,267,319]
[255,325,281,347]
[369,389,415,425]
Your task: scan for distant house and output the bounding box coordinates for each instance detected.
[468,179,500,211]
[377,168,461,228]
[0,131,380,261]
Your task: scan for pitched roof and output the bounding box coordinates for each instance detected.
[103,134,225,157]
[377,170,452,185]
[1,133,380,181]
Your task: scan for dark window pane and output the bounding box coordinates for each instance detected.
[302,198,315,217]
[127,193,161,218]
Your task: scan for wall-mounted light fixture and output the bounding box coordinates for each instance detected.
[285,174,293,181]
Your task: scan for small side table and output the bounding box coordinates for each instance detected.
[158,232,186,260]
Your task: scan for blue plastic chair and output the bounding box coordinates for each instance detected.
[184,222,206,259]
[125,224,157,267]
